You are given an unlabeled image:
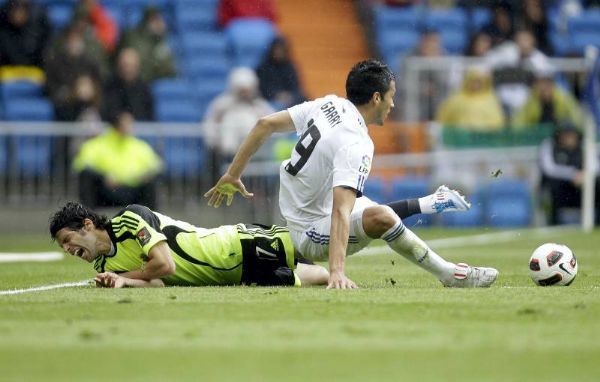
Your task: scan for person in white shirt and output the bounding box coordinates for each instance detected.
[205,59,498,289]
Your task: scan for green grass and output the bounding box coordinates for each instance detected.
[1,228,599,382]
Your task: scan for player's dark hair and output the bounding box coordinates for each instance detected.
[49,202,110,240]
[345,59,395,106]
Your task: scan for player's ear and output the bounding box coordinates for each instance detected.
[372,91,382,104]
[82,218,94,231]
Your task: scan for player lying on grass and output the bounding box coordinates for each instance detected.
[49,188,469,289]
[49,202,330,288]
[206,59,499,289]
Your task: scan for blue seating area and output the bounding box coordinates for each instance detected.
[374,3,600,70]
[360,176,532,228]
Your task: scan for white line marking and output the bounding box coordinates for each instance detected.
[0,252,64,263]
[0,279,93,296]
[353,226,574,257]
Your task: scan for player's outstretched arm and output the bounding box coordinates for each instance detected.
[327,186,358,290]
[95,272,165,288]
[205,110,296,208]
[116,241,175,281]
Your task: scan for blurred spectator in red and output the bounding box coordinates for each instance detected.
[519,0,551,55]
[74,111,162,209]
[202,67,274,183]
[119,6,177,82]
[485,27,551,116]
[436,66,505,131]
[481,2,514,47]
[74,0,118,53]
[103,48,154,121]
[256,37,305,110]
[0,0,50,67]
[512,71,583,128]
[465,31,492,57]
[400,28,447,120]
[218,0,277,28]
[45,22,105,121]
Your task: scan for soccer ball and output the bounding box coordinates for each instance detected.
[529,243,578,286]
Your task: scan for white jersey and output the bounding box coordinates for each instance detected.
[279,95,374,231]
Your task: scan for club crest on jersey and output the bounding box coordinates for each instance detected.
[359,155,371,174]
[136,227,152,246]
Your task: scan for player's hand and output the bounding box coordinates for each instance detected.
[204,173,254,208]
[326,270,358,290]
[94,272,126,288]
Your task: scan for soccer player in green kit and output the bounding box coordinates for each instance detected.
[49,202,329,288]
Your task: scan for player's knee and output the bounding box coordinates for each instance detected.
[363,205,399,238]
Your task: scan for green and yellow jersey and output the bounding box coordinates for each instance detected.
[93,205,300,286]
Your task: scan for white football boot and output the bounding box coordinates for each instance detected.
[431,185,471,213]
[442,263,499,288]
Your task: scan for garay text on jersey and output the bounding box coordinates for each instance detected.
[320,101,342,127]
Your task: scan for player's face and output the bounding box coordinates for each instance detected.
[374,81,396,126]
[55,226,100,263]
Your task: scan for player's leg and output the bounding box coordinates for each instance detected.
[361,204,498,287]
[295,262,329,286]
[386,185,471,219]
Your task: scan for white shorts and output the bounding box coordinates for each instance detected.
[289,196,378,262]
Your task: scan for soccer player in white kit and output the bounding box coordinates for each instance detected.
[205,59,498,289]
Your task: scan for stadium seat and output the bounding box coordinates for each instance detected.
[155,99,201,122]
[175,0,218,32]
[162,136,205,176]
[225,19,277,68]
[373,5,422,38]
[570,31,600,54]
[185,55,231,82]
[378,30,420,67]
[14,136,53,177]
[47,2,74,30]
[567,11,600,33]
[4,98,54,121]
[390,176,432,227]
[152,78,193,102]
[104,3,125,28]
[424,9,467,54]
[0,136,6,174]
[180,32,228,59]
[471,7,491,31]
[0,81,43,101]
[363,177,387,204]
[485,179,532,227]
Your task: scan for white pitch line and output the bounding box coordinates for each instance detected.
[0,279,93,296]
[0,252,64,263]
[353,226,573,257]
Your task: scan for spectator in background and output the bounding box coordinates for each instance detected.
[73,111,162,209]
[400,28,447,120]
[217,0,277,28]
[539,122,600,225]
[485,26,551,116]
[202,67,274,183]
[256,37,305,110]
[103,48,154,121]
[481,2,514,47]
[45,22,104,121]
[512,70,583,128]
[119,6,177,83]
[465,31,492,57]
[74,0,118,53]
[0,0,50,67]
[519,0,551,55]
[436,66,505,131]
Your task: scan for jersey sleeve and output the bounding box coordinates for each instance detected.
[287,100,315,135]
[332,143,372,197]
[114,205,167,255]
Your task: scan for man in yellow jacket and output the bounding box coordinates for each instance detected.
[73,111,162,208]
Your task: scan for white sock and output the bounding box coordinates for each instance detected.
[381,221,455,282]
[418,193,437,214]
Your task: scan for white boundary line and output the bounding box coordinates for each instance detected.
[353,226,574,257]
[0,252,64,263]
[0,279,93,296]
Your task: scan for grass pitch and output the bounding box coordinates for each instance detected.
[1,228,599,382]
